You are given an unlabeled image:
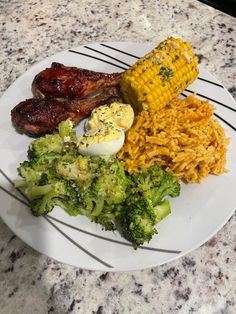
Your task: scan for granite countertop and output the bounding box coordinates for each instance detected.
[0,0,236,313]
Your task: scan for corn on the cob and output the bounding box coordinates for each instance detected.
[120,37,199,112]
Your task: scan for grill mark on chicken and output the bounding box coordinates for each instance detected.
[32,62,122,100]
[11,87,121,137]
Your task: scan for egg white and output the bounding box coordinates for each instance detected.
[78,129,125,156]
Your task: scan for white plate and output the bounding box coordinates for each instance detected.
[0,42,236,272]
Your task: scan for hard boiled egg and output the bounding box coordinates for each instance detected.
[77,126,125,156]
[86,102,134,131]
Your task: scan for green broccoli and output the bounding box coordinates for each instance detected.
[28,133,64,159]
[15,152,60,188]
[15,126,83,216]
[29,180,83,216]
[57,155,129,230]
[42,153,129,230]
[28,119,76,159]
[55,155,92,183]
[92,203,123,231]
[15,160,42,187]
[118,166,180,248]
[15,167,82,216]
[129,166,180,205]
[93,157,128,205]
[119,195,171,248]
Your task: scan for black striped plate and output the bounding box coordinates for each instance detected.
[0,42,235,271]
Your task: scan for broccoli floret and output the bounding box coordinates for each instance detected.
[16,152,83,216]
[94,157,128,205]
[30,153,60,170]
[50,154,129,230]
[92,213,117,231]
[76,156,128,229]
[56,155,128,211]
[91,202,123,231]
[119,195,171,248]
[130,166,180,205]
[118,166,179,248]
[55,155,92,183]
[28,119,76,160]
[28,133,64,159]
[31,191,57,216]
[16,153,60,188]
[16,160,42,186]
[29,180,83,216]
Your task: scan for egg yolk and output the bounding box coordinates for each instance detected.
[87,102,134,130]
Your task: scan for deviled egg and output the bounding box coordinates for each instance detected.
[86,102,134,131]
[77,125,125,156]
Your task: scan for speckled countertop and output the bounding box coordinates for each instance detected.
[0,0,236,313]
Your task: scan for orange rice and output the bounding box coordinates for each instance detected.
[117,94,229,183]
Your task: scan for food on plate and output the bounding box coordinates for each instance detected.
[32,62,122,99]
[77,102,135,156]
[77,125,125,156]
[117,94,229,183]
[86,102,134,131]
[11,87,120,136]
[120,37,199,112]
[77,102,134,156]
[56,154,129,231]
[12,37,230,248]
[15,119,180,246]
[119,166,180,247]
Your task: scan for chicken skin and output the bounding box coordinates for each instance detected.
[32,62,122,99]
[11,87,121,136]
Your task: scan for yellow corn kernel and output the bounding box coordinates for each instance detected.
[120,37,199,112]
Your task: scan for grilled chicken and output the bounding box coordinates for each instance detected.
[32,62,122,99]
[11,87,121,136]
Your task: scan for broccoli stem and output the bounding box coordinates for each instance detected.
[14,179,27,188]
[25,184,53,200]
[154,199,171,223]
[91,198,105,216]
